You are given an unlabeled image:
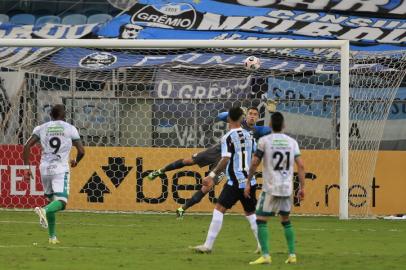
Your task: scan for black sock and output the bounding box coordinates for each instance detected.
[163,159,185,172]
[183,190,206,211]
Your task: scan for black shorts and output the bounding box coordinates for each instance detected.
[218,184,257,213]
[192,144,221,168]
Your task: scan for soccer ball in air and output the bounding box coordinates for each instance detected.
[244,56,261,71]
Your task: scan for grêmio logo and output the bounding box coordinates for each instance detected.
[131,3,197,30]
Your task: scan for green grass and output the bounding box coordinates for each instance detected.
[0,211,405,270]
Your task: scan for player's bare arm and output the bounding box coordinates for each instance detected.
[22,135,40,180]
[244,155,261,198]
[71,140,85,168]
[295,156,305,200]
[203,157,230,187]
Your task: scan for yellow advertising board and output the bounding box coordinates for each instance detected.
[68,147,406,215]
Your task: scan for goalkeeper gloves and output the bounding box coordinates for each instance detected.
[241,106,248,117]
[266,99,278,113]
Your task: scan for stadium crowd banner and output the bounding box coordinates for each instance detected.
[0,0,405,69]
[0,0,405,74]
[266,78,406,148]
[0,23,97,68]
[97,0,406,49]
[136,0,406,17]
[1,145,406,214]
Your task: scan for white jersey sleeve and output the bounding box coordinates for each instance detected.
[221,134,232,158]
[257,137,265,155]
[70,126,80,141]
[32,126,41,138]
[293,140,301,157]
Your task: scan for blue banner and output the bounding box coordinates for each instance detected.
[137,0,406,18]
[267,78,406,120]
[50,47,393,73]
[93,1,406,50]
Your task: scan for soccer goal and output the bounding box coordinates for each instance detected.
[0,39,405,219]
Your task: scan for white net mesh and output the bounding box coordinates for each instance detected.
[0,43,405,217]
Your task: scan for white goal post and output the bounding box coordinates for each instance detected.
[0,38,363,220]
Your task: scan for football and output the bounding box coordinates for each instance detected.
[244,56,261,71]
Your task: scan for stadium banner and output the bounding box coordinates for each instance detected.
[49,47,358,73]
[0,23,97,39]
[57,148,406,215]
[96,0,406,50]
[0,23,96,68]
[137,0,406,17]
[153,70,251,99]
[268,78,406,121]
[266,79,406,145]
[0,0,405,68]
[2,145,404,215]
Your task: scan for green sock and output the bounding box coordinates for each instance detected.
[282,221,295,254]
[257,220,270,256]
[46,212,56,237]
[44,200,64,214]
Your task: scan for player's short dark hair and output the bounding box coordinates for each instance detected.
[271,112,284,132]
[228,106,244,122]
[50,104,66,120]
[247,106,259,113]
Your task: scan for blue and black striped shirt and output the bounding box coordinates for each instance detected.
[221,127,256,189]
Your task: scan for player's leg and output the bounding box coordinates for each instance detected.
[149,144,220,181]
[147,157,195,180]
[191,203,227,253]
[191,184,238,253]
[176,145,222,217]
[34,175,52,229]
[279,198,297,264]
[178,171,217,217]
[46,172,69,244]
[240,184,261,252]
[249,192,274,265]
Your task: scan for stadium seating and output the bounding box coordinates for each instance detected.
[3,12,115,25]
[10,14,35,25]
[62,14,87,25]
[0,14,9,23]
[87,13,112,24]
[36,15,61,25]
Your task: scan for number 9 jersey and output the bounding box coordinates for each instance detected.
[257,133,301,197]
[33,120,80,176]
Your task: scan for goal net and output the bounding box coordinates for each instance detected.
[0,39,405,218]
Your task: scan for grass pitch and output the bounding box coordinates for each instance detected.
[0,211,405,270]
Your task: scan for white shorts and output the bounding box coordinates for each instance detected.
[256,191,291,216]
[41,172,70,203]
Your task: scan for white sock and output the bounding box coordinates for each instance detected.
[204,209,224,249]
[246,214,260,248]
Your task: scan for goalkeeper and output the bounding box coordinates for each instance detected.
[148,102,276,218]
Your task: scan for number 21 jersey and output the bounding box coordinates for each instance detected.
[258,133,300,197]
[33,120,80,175]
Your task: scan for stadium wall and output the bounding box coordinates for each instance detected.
[1,146,405,216]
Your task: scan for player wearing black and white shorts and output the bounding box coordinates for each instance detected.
[147,107,271,218]
[190,106,261,253]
